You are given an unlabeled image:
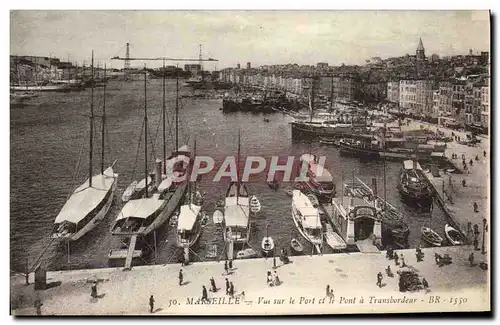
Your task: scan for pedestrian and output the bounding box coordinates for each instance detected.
[386,265,393,277]
[484,150,487,157]
[469,159,473,166]
[149,295,155,313]
[394,252,399,266]
[400,254,406,267]
[202,285,209,302]
[91,282,97,298]
[230,282,235,297]
[224,260,228,275]
[241,291,246,301]
[273,256,277,269]
[274,271,281,286]
[326,284,330,297]
[474,202,479,213]
[376,272,383,288]
[225,278,230,295]
[34,299,43,316]
[475,155,479,161]
[422,278,429,290]
[462,179,466,187]
[469,252,474,266]
[473,238,479,251]
[434,253,441,265]
[267,271,273,286]
[210,277,217,292]
[229,259,233,271]
[178,269,183,286]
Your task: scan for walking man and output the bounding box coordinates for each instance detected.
[469,252,475,266]
[473,237,479,251]
[224,260,229,275]
[230,282,235,297]
[474,202,479,213]
[202,285,209,302]
[394,252,399,266]
[326,284,330,297]
[225,278,230,295]
[229,259,233,270]
[149,295,155,313]
[34,299,43,316]
[210,277,217,292]
[422,278,429,290]
[179,269,183,286]
[377,272,383,288]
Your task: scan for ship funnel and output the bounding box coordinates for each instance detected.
[155,159,163,187]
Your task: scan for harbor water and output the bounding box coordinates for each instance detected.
[10,79,449,273]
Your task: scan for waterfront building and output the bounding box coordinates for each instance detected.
[438,82,453,116]
[398,79,433,115]
[387,81,400,103]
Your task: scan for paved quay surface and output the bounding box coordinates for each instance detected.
[11,246,489,315]
[403,120,490,243]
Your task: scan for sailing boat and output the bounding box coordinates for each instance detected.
[111,68,190,237]
[52,52,118,241]
[222,131,251,245]
[175,140,204,248]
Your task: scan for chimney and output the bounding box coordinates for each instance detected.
[155,159,163,187]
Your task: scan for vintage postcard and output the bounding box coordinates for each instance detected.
[9,10,490,316]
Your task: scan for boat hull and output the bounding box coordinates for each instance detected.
[142,183,188,235]
[291,207,322,248]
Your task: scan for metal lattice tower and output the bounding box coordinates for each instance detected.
[125,42,131,70]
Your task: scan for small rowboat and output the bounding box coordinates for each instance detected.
[121,181,137,202]
[236,248,257,259]
[444,224,464,245]
[261,237,275,254]
[421,226,443,247]
[212,210,224,224]
[290,238,304,253]
[250,196,261,213]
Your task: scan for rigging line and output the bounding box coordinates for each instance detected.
[146,119,157,165]
[66,128,89,201]
[131,119,145,182]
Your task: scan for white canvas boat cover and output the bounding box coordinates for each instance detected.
[115,194,164,221]
[177,204,201,231]
[403,160,422,170]
[54,167,116,224]
[157,177,173,192]
[224,197,249,227]
[292,190,321,229]
[136,176,152,190]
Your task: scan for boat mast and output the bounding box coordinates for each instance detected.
[383,125,387,207]
[329,74,334,113]
[89,51,95,187]
[144,71,149,198]
[101,63,106,174]
[162,58,166,174]
[237,129,241,202]
[175,66,179,152]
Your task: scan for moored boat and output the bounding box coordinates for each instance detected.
[261,224,274,254]
[294,153,336,203]
[236,248,257,259]
[51,54,118,241]
[397,160,433,207]
[421,226,443,247]
[290,238,304,253]
[444,224,464,246]
[291,190,323,252]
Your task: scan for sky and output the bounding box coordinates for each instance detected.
[10,10,490,70]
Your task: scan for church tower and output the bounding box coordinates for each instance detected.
[416,38,425,61]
